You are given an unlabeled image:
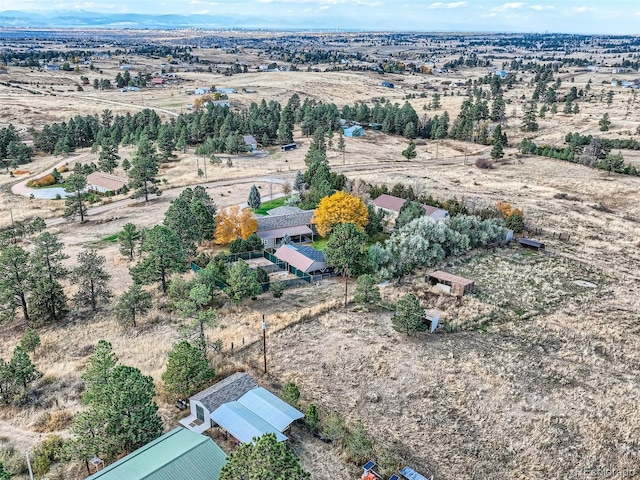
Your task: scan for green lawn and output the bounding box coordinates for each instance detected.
[254,196,290,215]
[102,234,118,243]
[312,236,330,251]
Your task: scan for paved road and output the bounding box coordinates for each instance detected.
[45,174,294,227]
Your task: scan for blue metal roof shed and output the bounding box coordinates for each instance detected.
[211,402,288,444]
[237,387,305,432]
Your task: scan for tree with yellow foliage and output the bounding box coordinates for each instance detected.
[496,201,523,219]
[214,206,258,244]
[311,191,369,237]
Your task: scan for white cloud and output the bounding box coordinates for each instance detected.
[428,1,467,9]
[572,6,595,13]
[493,2,524,12]
[531,4,554,11]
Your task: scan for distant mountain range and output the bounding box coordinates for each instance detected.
[0,10,292,29]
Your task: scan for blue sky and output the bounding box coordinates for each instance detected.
[3,0,640,33]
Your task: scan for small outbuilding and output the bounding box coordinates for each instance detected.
[518,238,545,252]
[243,134,258,151]
[382,81,395,88]
[281,143,297,151]
[343,125,365,137]
[180,372,258,434]
[427,271,474,297]
[273,244,327,275]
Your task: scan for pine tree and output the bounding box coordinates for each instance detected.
[29,232,68,323]
[128,138,160,202]
[354,274,381,305]
[325,223,369,307]
[599,113,611,131]
[521,101,539,132]
[118,223,141,260]
[401,140,417,159]
[116,284,152,328]
[98,138,119,173]
[392,293,426,336]
[9,345,40,391]
[224,260,262,304]
[175,284,217,355]
[63,173,88,222]
[247,185,261,209]
[20,327,40,353]
[162,340,215,398]
[0,245,32,323]
[130,225,187,293]
[70,249,112,312]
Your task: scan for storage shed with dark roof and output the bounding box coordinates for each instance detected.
[179,372,258,434]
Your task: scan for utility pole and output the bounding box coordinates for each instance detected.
[435,140,439,160]
[26,451,34,480]
[262,315,267,374]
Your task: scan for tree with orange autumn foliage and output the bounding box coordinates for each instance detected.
[214,206,258,244]
[496,201,523,219]
[311,191,369,237]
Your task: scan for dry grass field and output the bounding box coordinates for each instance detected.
[1,38,640,479]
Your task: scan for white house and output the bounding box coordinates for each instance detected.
[86,172,128,195]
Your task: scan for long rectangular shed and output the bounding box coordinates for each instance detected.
[86,427,227,480]
[238,387,305,432]
[518,238,545,251]
[426,271,475,297]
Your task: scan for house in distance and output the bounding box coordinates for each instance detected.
[86,172,128,195]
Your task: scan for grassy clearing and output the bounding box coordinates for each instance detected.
[254,196,289,215]
[312,236,329,251]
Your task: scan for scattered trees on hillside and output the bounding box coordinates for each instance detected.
[401,140,417,159]
[162,340,215,398]
[0,245,32,322]
[130,225,187,293]
[224,260,262,304]
[354,274,381,306]
[325,223,369,307]
[116,284,152,328]
[0,345,40,404]
[128,138,161,202]
[63,173,89,222]
[164,187,218,252]
[311,191,368,237]
[71,341,163,462]
[29,232,69,323]
[98,138,120,173]
[220,433,310,480]
[70,249,112,312]
[118,223,141,260]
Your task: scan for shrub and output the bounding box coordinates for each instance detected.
[344,420,373,465]
[32,174,56,187]
[32,411,73,433]
[320,412,348,446]
[255,267,269,284]
[306,404,319,433]
[475,157,493,169]
[281,382,300,408]
[505,212,525,233]
[270,281,286,298]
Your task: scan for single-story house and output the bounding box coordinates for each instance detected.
[243,134,258,151]
[256,208,315,248]
[215,87,236,94]
[120,65,132,70]
[86,427,227,480]
[211,100,231,108]
[194,87,211,95]
[180,372,258,434]
[372,194,450,224]
[210,387,304,444]
[426,270,474,297]
[343,125,365,137]
[45,64,60,71]
[273,244,328,275]
[86,172,128,195]
[151,77,165,85]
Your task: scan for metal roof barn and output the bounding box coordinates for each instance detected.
[210,402,288,444]
[85,427,226,480]
[237,387,304,432]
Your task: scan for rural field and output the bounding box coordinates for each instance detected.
[1,30,640,480]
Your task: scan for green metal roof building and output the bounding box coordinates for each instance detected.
[86,427,227,480]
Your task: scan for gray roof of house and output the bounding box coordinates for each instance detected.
[190,372,258,412]
[267,206,304,216]
[256,210,314,232]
